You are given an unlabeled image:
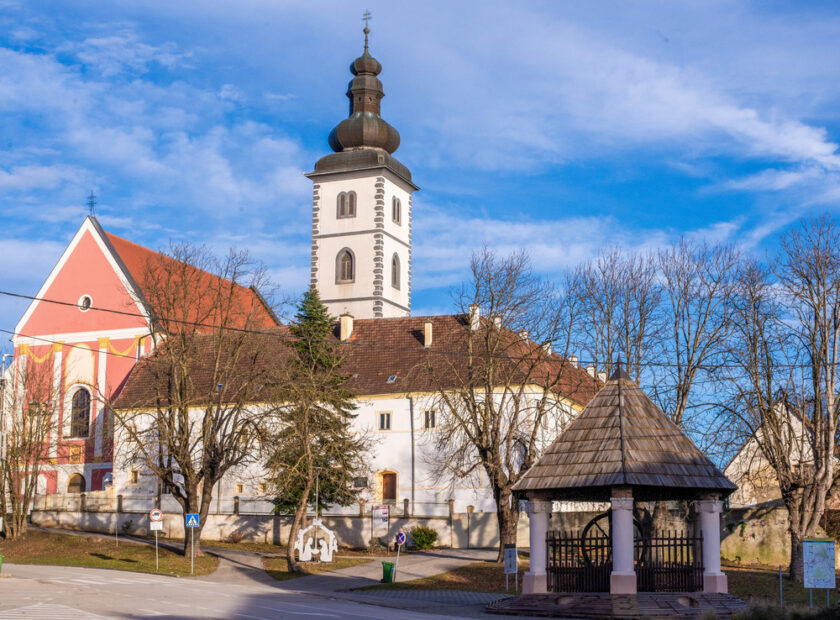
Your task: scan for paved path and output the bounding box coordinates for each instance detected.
[1,562,513,619]
[18,527,515,617]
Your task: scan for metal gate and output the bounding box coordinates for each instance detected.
[546,529,611,592]
[635,530,704,592]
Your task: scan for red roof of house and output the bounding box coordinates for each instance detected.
[102,228,278,331]
[114,314,599,408]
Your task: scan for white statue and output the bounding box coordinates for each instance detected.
[294,518,338,563]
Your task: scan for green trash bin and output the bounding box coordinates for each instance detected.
[381,561,394,583]
[0,553,4,574]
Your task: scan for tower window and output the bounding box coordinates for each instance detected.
[336,248,355,283]
[392,197,401,224]
[69,388,91,438]
[337,191,357,218]
[391,253,400,289]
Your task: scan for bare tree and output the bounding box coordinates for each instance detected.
[112,244,278,556]
[656,239,740,426]
[568,247,661,382]
[0,356,60,538]
[424,248,590,561]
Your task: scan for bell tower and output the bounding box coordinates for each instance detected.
[306,21,417,319]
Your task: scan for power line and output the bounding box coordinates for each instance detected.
[0,288,837,372]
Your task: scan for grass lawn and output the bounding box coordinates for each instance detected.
[0,531,217,577]
[262,555,375,581]
[727,565,840,608]
[357,557,531,594]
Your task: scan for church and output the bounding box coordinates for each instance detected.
[8,28,595,523]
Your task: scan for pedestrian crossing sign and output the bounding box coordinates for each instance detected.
[186,513,200,528]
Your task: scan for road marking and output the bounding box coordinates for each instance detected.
[256,604,340,618]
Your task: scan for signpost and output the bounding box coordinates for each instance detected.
[394,530,406,582]
[504,544,518,592]
[371,504,389,544]
[149,509,163,571]
[803,538,835,608]
[185,513,200,575]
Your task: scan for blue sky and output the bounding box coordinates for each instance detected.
[1,1,840,337]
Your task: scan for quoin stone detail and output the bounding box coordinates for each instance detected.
[305,26,417,319]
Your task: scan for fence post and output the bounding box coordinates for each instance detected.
[233,496,240,516]
[80,492,86,512]
[116,494,123,513]
[449,499,455,548]
[403,498,410,517]
[467,505,474,549]
[359,499,365,517]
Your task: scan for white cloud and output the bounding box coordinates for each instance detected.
[68,30,187,76]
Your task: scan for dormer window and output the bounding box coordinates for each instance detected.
[337,191,357,218]
[336,248,355,283]
[392,197,401,224]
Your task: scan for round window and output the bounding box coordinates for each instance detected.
[78,295,93,312]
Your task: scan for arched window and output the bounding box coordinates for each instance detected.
[391,253,400,289]
[337,191,357,218]
[67,473,86,493]
[392,197,401,224]
[336,249,355,283]
[70,388,91,437]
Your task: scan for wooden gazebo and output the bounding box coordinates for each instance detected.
[512,367,735,596]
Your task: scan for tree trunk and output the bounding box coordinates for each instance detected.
[496,490,519,563]
[286,477,313,573]
[789,530,804,583]
[651,500,669,534]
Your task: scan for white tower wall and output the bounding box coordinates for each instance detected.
[311,168,413,319]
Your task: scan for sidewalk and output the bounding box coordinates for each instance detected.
[29,526,513,616]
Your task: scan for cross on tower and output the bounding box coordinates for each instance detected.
[362,10,372,30]
[87,191,96,216]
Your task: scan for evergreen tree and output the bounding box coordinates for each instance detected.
[267,286,367,571]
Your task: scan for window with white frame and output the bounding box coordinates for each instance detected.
[69,388,91,437]
[379,411,391,431]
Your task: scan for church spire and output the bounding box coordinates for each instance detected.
[328,17,400,154]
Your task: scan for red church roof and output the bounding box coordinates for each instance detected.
[98,223,278,331]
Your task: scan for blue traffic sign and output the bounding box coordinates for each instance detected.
[185,513,200,528]
[396,531,406,546]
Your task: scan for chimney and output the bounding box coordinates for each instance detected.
[598,370,607,382]
[340,314,354,342]
[586,365,596,378]
[424,321,433,348]
[469,304,480,331]
[569,355,578,368]
[492,316,502,329]
[518,330,529,341]
[542,342,552,355]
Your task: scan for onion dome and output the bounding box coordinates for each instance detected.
[328,27,400,154]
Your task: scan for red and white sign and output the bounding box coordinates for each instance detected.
[149,509,163,522]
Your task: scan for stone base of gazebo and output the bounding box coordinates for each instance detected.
[486,592,748,618]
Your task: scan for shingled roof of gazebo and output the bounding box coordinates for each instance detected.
[513,367,736,502]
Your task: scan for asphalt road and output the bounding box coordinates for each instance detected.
[0,563,475,619]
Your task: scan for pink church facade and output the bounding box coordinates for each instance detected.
[11,216,275,495]
[12,217,154,494]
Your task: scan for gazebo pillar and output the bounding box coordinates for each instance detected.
[698,494,727,593]
[523,499,552,594]
[610,487,637,594]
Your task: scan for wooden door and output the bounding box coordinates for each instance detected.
[382,473,397,501]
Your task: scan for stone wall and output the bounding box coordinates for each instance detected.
[30,506,534,549]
